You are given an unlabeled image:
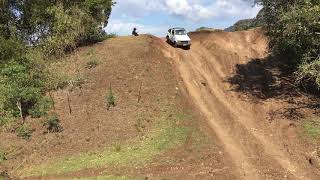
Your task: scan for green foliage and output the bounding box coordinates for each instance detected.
[112,142,122,152]
[69,75,87,90]
[24,116,188,176]
[43,113,63,133]
[106,86,116,110]
[225,9,265,32]
[45,68,70,91]
[302,117,320,139]
[0,149,6,163]
[0,113,15,132]
[104,33,117,39]
[86,60,99,69]
[0,57,45,118]
[28,98,53,118]
[0,0,115,126]
[225,19,259,32]
[255,0,320,88]
[16,124,32,140]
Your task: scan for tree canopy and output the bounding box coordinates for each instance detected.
[0,0,114,124]
[255,0,320,87]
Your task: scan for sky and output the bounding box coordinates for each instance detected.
[104,0,262,36]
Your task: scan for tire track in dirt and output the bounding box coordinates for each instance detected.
[157,29,318,180]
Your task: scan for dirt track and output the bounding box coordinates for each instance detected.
[155,29,320,180]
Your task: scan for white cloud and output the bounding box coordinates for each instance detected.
[111,0,259,22]
[105,20,167,36]
[105,0,261,35]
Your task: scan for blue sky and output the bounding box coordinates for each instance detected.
[105,0,261,36]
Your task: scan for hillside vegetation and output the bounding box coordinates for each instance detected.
[255,0,320,89]
[224,8,265,32]
[0,0,114,136]
[1,35,235,179]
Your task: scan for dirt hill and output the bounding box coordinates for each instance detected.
[1,29,320,180]
[156,28,320,179]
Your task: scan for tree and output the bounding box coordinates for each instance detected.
[255,0,320,88]
[0,0,115,124]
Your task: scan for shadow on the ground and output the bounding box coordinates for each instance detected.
[227,57,320,120]
[166,40,190,51]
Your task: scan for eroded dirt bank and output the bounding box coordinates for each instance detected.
[154,29,320,180]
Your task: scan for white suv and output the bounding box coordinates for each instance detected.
[166,28,191,49]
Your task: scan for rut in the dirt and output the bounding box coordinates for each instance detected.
[155,28,320,180]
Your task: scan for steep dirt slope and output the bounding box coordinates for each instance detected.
[155,28,320,180]
[2,29,320,180]
[1,35,237,180]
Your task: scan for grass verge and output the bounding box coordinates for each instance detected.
[63,175,143,180]
[23,114,190,177]
[302,117,320,139]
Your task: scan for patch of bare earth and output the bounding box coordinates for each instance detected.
[158,28,320,179]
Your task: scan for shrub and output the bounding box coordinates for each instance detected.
[112,142,121,152]
[43,113,63,133]
[0,170,10,180]
[69,75,86,90]
[106,86,116,110]
[104,33,117,39]
[0,113,15,131]
[45,70,70,91]
[0,58,45,119]
[28,97,53,118]
[86,60,99,69]
[16,124,32,140]
[255,0,320,88]
[0,150,6,163]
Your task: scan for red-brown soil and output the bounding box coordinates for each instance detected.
[1,28,320,180]
[157,28,320,179]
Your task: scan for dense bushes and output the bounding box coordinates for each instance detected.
[255,0,320,88]
[43,113,63,133]
[0,1,114,134]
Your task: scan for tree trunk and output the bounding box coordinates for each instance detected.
[16,99,23,122]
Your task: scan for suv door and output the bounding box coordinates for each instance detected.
[167,29,173,42]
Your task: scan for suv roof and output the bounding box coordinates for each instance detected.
[172,27,185,30]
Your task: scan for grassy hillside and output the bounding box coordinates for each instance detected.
[0,35,236,179]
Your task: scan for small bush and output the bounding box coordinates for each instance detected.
[0,114,15,132]
[112,142,121,152]
[0,114,14,127]
[28,97,53,118]
[303,117,320,139]
[104,33,117,39]
[16,124,32,140]
[0,170,10,180]
[86,60,99,69]
[46,73,70,91]
[0,150,6,163]
[106,86,116,110]
[69,75,86,90]
[43,113,63,133]
[134,118,146,133]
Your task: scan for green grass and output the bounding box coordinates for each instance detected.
[23,114,189,177]
[63,175,143,180]
[302,117,320,139]
[0,149,6,163]
[86,60,100,69]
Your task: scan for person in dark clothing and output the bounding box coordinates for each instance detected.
[132,27,139,36]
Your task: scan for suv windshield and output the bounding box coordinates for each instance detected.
[175,30,187,35]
